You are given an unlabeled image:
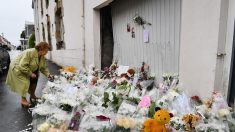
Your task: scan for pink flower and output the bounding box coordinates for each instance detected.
[138,96,151,108]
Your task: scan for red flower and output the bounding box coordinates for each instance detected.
[96,115,110,121]
[191,96,199,100]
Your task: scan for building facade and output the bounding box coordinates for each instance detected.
[32,0,235,104]
[20,21,35,50]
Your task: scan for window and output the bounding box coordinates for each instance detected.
[46,0,49,8]
[40,0,43,15]
[41,23,46,41]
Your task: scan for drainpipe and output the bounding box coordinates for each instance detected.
[81,0,85,68]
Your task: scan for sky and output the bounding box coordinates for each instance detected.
[0,0,34,46]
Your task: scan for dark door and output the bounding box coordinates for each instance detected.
[228,20,235,106]
[100,5,114,69]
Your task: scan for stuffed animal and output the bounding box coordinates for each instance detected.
[144,107,173,132]
[182,113,200,131]
[120,68,135,79]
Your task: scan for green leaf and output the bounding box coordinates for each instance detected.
[102,92,110,108]
[111,92,123,111]
[148,102,156,118]
[126,97,140,105]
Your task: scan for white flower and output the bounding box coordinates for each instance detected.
[97,79,104,84]
[38,122,51,132]
[218,108,230,117]
[116,117,135,129]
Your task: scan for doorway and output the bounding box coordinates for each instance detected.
[100,5,114,69]
[228,20,235,106]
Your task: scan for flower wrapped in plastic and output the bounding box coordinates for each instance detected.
[181,113,201,131]
[79,110,114,131]
[126,96,149,118]
[169,116,185,131]
[156,88,182,110]
[158,73,179,95]
[116,77,131,96]
[41,93,58,105]
[138,96,151,108]
[60,66,77,73]
[32,103,62,116]
[32,104,67,131]
[117,100,138,116]
[37,121,69,132]
[167,92,193,117]
[134,62,156,94]
[211,92,231,118]
[195,119,230,132]
[190,95,203,106]
[42,81,63,95]
[102,92,123,112]
[37,122,51,132]
[67,106,85,131]
[60,71,77,83]
[112,117,136,132]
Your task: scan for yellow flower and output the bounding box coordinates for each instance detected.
[116,118,124,126]
[218,108,230,117]
[61,66,77,73]
[38,122,51,132]
[116,117,135,129]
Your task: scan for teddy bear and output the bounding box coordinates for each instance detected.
[182,113,200,131]
[143,107,173,132]
[120,68,135,79]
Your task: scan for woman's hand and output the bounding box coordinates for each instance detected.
[48,74,54,82]
[31,73,37,78]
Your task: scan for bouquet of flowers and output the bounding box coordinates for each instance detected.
[136,62,155,92]
[112,117,135,132]
[182,113,201,131]
[116,77,131,95]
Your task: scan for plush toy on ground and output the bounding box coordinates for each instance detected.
[144,107,173,132]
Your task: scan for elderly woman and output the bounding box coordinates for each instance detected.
[6,41,53,107]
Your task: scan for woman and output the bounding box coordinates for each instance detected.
[6,41,53,107]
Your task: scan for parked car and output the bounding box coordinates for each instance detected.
[0,45,10,73]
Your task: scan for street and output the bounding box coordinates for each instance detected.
[0,50,61,132]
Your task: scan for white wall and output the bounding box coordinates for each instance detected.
[50,0,84,67]
[179,0,221,98]
[33,0,113,69]
[84,0,96,68]
[33,0,85,68]
[62,0,83,50]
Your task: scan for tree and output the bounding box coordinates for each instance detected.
[28,33,35,48]
[20,30,26,39]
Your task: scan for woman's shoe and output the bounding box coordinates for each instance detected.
[30,96,41,104]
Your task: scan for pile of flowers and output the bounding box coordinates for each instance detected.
[31,62,235,132]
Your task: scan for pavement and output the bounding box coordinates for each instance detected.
[0,59,61,132]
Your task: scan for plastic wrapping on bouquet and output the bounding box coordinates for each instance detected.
[68,108,85,131]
